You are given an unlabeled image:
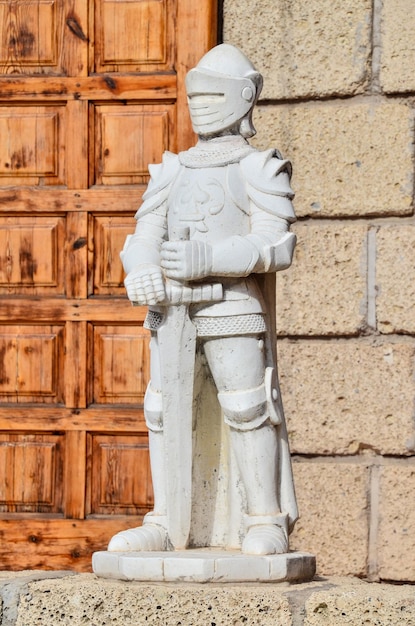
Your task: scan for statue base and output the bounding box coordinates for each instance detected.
[92,549,315,583]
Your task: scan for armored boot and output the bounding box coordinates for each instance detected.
[108,386,170,552]
[242,513,288,555]
[229,419,289,555]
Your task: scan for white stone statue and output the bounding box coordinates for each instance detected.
[107,43,299,558]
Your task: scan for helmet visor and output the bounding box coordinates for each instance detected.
[186,68,254,136]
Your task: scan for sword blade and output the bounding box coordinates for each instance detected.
[157,303,196,549]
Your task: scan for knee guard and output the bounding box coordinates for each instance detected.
[218,383,269,431]
[144,384,163,432]
[264,367,282,426]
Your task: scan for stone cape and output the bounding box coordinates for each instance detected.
[172,276,298,550]
[186,273,298,550]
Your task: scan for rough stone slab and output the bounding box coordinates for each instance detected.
[276,222,367,336]
[0,572,73,626]
[92,549,316,584]
[377,225,415,334]
[378,466,415,581]
[16,572,297,626]
[304,578,415,625]
[223,0,371,99]
[252,100,414,218]
[279,340,415,456]
[380,0,415,93]
[7,574,415,625]
[290,462,369,577]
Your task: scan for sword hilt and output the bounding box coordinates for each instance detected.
[166,226,191,292]
[165,281,223,304]
[166,227,223,303]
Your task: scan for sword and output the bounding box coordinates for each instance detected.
[157,227,222,549]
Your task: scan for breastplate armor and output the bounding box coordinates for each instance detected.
[167,164,250,242]
[164,163,265,323]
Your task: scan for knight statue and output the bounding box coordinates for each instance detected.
[107,43,298,556]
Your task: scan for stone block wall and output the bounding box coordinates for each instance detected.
[224,0,415,582]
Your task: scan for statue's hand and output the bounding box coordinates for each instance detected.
[160,240,212,281]
[124,264,166,305]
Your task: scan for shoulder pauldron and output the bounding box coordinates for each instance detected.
[239,149,296,222]
[135,151,181,218]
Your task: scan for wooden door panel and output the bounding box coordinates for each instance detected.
[0,216,65,293]
[0,433,64,513]
[93,103,174,186]
[0,324,64,402]
[94,0,174,72]
[0,0,57,66]
[91,324,150,404]
[0,0,217,570]
[0,0,88,75]
[88,433,153,515]
[0,104,66,185]
[92,215,134,295]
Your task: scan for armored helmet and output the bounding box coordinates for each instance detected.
[185,44,263,138]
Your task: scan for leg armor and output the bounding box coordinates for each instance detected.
[218,382,269,431]
[217,367,282,431]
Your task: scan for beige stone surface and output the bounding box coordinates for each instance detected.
[278,340,415,455]
[15,574,293,625]
[376,225,415,334]
[252,100,414,218]
[290,462,369,576]
[276,222,367,336]
[304,578,415,625]
[377,465,415,582]
[223,0,371,99]
[380,0,415,93]
[3,573,415,626]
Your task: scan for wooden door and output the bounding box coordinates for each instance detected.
[0,0,216,571]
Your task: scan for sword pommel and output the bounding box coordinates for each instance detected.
[171,226,190,242]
